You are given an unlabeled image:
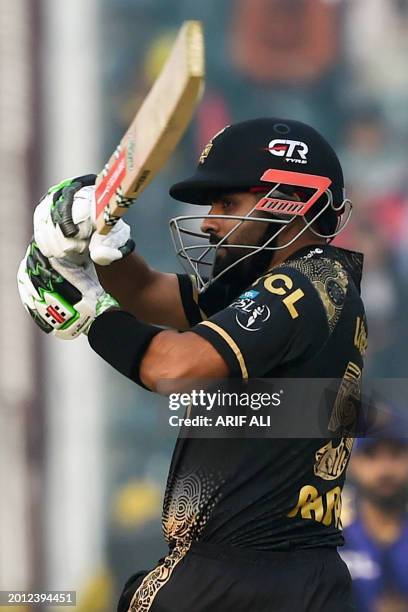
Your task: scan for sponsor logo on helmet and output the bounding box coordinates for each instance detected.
[267,139,309,165]
[199,142,213,165]
[198,126,229,165]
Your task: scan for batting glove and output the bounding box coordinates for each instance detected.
[17,239,119,340]
[34,175,135,266]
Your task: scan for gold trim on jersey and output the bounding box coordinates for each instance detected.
[198,320,249,379]
[127,543,190,612]
[354,316,368,356]
[129,469,224,611]
[280,257,349,332]
[314,437,355,481]
[190,274,207,321]
[328,361,362,434]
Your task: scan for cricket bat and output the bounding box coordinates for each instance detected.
[94,20,205,234]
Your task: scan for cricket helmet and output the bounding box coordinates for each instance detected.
[169,118,352,292]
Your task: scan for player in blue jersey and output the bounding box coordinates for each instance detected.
[341,433,408,612]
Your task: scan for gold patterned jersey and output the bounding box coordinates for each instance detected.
[164,245,367,552]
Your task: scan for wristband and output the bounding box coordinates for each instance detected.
[88,310,161,387]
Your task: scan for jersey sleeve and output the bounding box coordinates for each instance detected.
[177,274,232,326]
[189,266,331,379]
[177,274,205,326]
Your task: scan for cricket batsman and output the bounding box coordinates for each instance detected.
[17,118,366,611]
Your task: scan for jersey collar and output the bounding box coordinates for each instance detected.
[285,244,364,292]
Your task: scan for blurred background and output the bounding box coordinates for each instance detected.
[1,0,408,610]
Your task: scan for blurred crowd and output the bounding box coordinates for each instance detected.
[91,1,408,611]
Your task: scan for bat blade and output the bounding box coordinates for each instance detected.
[95,20,205,234]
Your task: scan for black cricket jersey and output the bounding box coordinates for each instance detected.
[162,245,366,552]
[126,244,367,612]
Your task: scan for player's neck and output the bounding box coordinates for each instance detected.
[270,230,327,268]
[360,498,405,545]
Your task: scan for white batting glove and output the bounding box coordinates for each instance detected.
[89,220,134,266]
[34,175,135,266]
[17,239,119,340]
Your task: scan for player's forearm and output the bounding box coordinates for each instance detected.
[95,251,158,318]
[140,329,229,392]
[95,252,188,328]
[88,310,229,393]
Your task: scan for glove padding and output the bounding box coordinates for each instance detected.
[17,239,119,340]
[34,175,135,266]
[89,219,135,266]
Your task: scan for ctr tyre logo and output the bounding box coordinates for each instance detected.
[235,303,271,332]
[267,139,309,164]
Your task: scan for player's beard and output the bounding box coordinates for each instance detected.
[360,480,408,513]
[210,222,277,289]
